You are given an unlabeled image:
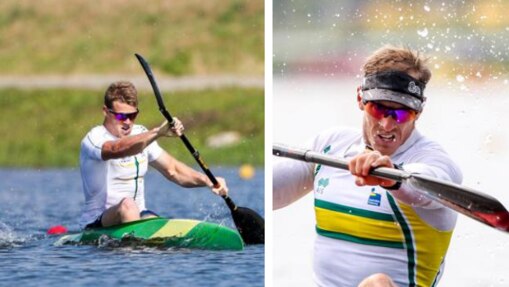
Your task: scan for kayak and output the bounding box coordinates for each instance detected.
[55,217,244,251]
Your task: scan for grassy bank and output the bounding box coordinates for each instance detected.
[0,0,263,76]
[0,87,263,168]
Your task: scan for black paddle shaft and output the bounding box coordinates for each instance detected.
[135,53,264,244]
[135,54,220,187]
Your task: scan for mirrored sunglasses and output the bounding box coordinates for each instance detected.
[364,102,416,124]
[108,109,139,121]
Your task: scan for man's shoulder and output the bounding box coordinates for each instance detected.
[412,132,448,152]
[80,125,107,153]
[308,126,361,153]
[323,126,360,136]
[90,125,107,133]
[82,125,110,143]
[404,131,463,183]
[82,125,105,139]
[316,127,361,144]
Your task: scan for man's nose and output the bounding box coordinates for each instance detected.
[379,115,397,130]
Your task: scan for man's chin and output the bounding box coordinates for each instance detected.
[372,140,399,155]
[119,128,131,137]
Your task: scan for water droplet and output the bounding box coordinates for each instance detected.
[456,75,465,82]
[417,28,428,37]
[424,5,430,12]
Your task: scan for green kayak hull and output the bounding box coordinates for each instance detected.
[55,218,244,251]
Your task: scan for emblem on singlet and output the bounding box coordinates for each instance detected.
[314,145,332,176]
[367,187,381,206]
[118,157,135,167]
[316,178,329,194]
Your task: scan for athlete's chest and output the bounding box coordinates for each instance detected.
[314,166,395,213]
[312,143,395,213]
[108,153,149,179]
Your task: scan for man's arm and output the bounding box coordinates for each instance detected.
[102,120,183,160]
[273,158,314,210]
[150,151,211,188]
[149,151,229,197]
[102,129,159,160]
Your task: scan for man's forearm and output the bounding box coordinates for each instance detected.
[170,162,210,188]
[102,129,159,160]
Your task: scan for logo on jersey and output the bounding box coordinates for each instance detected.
[316,178,329,194]
[314,145,332,176]
[118,154,147,168]
[367,187,382,206]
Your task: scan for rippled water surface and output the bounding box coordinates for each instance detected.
[0,168,264,286]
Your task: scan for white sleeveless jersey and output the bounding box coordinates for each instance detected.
[274,127,462,287]
[79,125,163,228]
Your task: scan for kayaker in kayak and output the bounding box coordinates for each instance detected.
[79,81,228,229]
[273,46,463,286]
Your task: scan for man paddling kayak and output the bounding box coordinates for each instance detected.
[79,81,228,229]
[273,46,462,286]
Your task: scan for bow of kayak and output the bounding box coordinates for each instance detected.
[55,217,244,251]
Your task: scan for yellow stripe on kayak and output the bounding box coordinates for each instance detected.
[149,219,200,238]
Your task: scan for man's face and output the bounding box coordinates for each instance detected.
[358,99,419,156]
[103,101,138,138]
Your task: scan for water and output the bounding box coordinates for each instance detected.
[0,167,264,286]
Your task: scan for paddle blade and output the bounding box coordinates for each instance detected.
[231,207,265,245]
[408,174,509,232]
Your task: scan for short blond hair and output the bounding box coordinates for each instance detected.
[362,45,431,84]
[104,81,138,109]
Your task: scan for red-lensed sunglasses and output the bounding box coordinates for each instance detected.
[364,101,417,124]
[108,109,139,121]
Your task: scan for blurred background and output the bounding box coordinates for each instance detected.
[274,1,509,286]
[275,0,509,81]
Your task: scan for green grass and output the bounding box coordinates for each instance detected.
[0,87,264,168]
[0,0,263,76]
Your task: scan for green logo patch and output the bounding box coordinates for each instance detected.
[316,177,329,194]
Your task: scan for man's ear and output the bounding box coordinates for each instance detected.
[415,110,422,121]
[357,86,364,111]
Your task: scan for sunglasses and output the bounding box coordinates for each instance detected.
[108,109,139,121]
[364,101,417,124]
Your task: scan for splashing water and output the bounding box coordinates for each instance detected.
[0,222,26,248]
